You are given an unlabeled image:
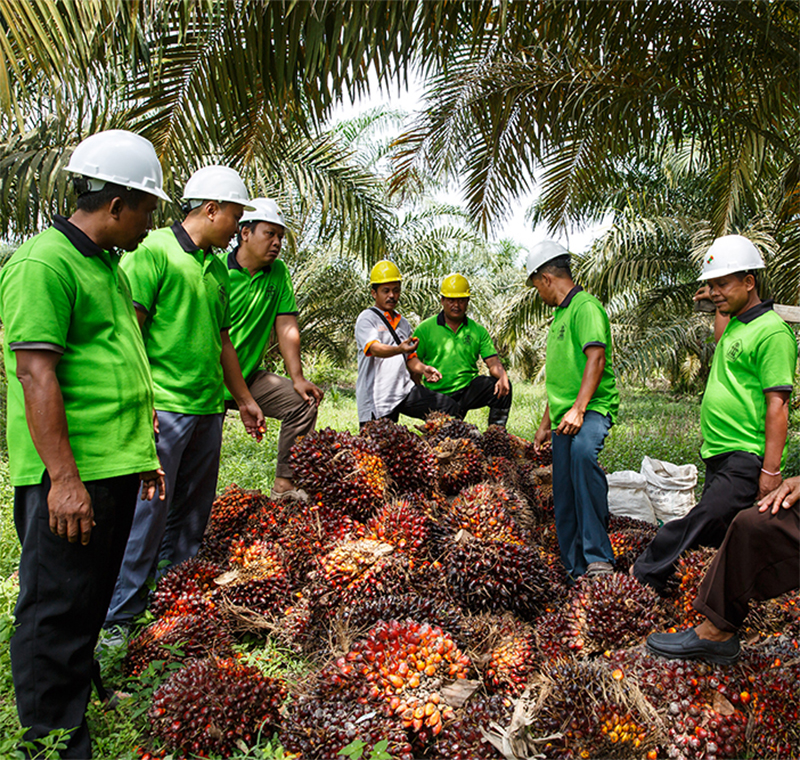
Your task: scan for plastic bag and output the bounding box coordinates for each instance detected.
[607,470,657,524]
[640,455,697,524]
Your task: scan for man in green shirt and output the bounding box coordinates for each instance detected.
[0,130,167,757]
[105,166,265,631]
[226,198,323,500]
[633,235,796,592]
[413,273,512,426]
[528,241,620,581]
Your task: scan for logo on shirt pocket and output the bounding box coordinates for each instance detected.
[726,340,743,362]
[557,325,566,340]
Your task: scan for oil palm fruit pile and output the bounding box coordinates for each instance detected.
[128,415,800,759]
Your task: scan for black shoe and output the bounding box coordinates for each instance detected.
[646,628,740,666]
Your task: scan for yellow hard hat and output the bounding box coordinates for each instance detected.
[370,260,402,285]
[440,273,470,298]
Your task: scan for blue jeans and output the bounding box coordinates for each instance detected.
[551,410,614,579]
[105,411,224,627]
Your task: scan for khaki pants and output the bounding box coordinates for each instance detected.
[245,371,318,479]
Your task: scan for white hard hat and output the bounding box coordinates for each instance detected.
[181,166,255,210]
[525,240,569,286]
[64,129,170,201]
[239,198,288,229]
[698,235,765,281]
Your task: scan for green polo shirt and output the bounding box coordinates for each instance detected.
[0,216,159,486]
[121,223,231,415]
[545,286,619,427]
[701,300,796,460]
[224,250,298,397]
[413,312,497,394]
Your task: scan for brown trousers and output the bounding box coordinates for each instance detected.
[693,501,800,632]
[231,371,318,480]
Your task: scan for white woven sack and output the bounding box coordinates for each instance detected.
[607,470,657,524]
[640,455,697,524]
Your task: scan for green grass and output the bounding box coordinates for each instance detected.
[1,377,795,757]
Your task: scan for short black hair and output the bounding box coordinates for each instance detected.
[727,270,760,289]
[73,178,149,212]
[537,254,572,279]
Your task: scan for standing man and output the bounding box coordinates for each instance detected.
[413,273,512,426]
[105,166,265,634]
[527,241,619,580]
[227,198,323,500]
[356,261,460,426]
[0,130,168,757]
[633,235,796,592]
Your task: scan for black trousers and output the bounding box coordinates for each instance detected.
[11,472,139,758]
[694,502,800,631]
[448,375,513,425]
[387,384,461,422]
[633,450,762,592]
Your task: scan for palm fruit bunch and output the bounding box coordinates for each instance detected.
[739,588,800,638]
[305,538,409,614]
[360,417,439,495]
[432,437,486,495]
[442,482,531,545]
[536,480,555,513]
[281,690,414,760]
[526,658,659,759]
[664,547,716,626]
[365,499,432,559]
[607,648,750,759]
[608,515,658,533]
[443,536,554,620]
[507,459,547,516]
[484,626,538,696]
[741,644,800,758]
[417,412,481,443]
[210,539,291,616]
[242,496,362,589]
[123,613,232,677]
[534,573,663,657]
[484,455,516,484]
[336,619,469,741]
[205,483,264,542]
[428,693,513,760]
[607,515,658,566]
[524,439,553,467]
[479,425,521,460]
[342,593,464,642]
[289,428,387,520]
[199,484,268,564]
[148,656,286,758]
[149,557,221,619]
[402,488,451,521]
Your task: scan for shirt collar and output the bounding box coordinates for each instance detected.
[52,215,109,258]
[227,248,243,270]
[227,246,271,274]
[559,284,584,308]
[736,298,773,324]
[436,311,469,327]
[171,220,204,254]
